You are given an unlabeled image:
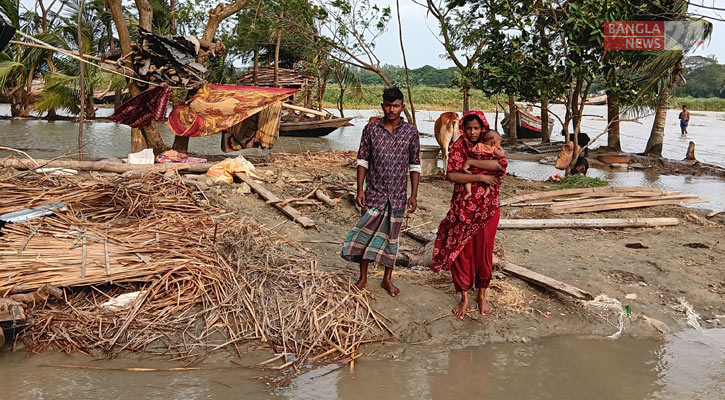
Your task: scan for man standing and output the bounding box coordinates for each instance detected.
[341,87,420,297]
[679,105,690,135]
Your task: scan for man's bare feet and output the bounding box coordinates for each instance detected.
[354,278,368,290]
[453,291,469,319]
[381,279,400,297]
[477,289,492,315]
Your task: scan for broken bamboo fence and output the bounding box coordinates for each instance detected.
[0,172,390,365]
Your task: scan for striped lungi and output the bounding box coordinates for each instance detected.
[340,203,405,268]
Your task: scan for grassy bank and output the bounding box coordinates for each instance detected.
[321,85,725,112]
[669,96,725,111]
[321,85,497,111]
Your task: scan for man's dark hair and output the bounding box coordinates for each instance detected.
[382,87,404,103]
[683,105,687,109]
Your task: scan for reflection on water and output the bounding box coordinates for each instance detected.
[0,329,722,399]
[284,329,725,400]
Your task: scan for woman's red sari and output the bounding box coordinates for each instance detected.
[432,111,507,290]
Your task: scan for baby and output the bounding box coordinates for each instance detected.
[464,129,505,200]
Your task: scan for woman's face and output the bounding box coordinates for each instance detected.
[464,119,483,143]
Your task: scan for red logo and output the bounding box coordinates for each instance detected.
[604,21,665,50]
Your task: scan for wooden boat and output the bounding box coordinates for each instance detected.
[279,116,354,137]
[584,95,607,105]
[501,106,556,139]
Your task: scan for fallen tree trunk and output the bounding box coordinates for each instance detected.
[1,158,215,174]
[498,218,679,229]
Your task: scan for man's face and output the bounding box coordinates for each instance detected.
[381,99,404,120]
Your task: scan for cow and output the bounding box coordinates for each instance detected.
[434,112,459,171]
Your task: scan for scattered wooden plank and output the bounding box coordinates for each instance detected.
[552,197,707,214]
[502,186,660,206]
[707,210,724,218]
[315,189,339,207]
[498,261,593,300]
[498,218,679,229]
[549,194,699,210]
[234,173,316,229]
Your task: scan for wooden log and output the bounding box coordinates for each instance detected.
[501,186,660,206]
[552,197,707,214]
[315,190,339,207]
[1,158,215,174]
[498,218,679,229]
[498,261,593,300]
[234,173,316,229]
[280,102,329,118]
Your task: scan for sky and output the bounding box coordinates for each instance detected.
[370,0,725,68]
[16,0,725,68]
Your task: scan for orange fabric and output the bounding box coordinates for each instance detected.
[168,84,297,137]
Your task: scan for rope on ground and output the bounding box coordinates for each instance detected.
[581,294,626,339]
[673,297,704,333]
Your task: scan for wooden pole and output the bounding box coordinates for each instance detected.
[77,0,86,161]
[497,218,679,229]
[0,158,214,174]
[396,0,416,127]
[234,173,316,229]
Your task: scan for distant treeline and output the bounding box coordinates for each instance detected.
[352,65,460,87]
[353,56,725,99]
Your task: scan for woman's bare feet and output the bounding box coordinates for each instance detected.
[381,279,400,297]
[354,278,368,290]
[464,193,472,200]
[477,289,492,315]
[453,291,469,319]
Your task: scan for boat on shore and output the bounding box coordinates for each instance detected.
[501,106,556,139]
[279,116,354,137]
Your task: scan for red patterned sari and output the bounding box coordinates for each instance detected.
[432,113,507,291]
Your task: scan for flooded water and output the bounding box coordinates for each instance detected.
[1,106,724,210]
[2,329,723,399]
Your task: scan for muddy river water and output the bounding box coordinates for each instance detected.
[1,329,723,399]
[2,106,724,210]
[1,106,724,397]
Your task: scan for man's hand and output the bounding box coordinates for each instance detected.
[406,196,417,213]
[356,190,366,208]
[478,175,499,186]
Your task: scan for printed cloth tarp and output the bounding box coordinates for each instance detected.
[167,84,297,137]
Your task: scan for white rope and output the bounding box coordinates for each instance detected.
[582,294,627,339]
[674,297,704,332]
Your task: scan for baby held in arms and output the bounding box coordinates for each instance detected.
[463,129,505,200]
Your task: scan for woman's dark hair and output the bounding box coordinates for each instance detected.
[462,113,484,128]
[382,87,404,103]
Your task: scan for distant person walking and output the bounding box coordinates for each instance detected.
[679,105,690,135]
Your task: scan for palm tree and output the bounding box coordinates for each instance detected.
[634,4,712,156]
[33,0,113,118]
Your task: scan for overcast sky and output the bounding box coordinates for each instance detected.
[16,0,725,67]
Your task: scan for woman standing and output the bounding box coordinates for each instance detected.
[432,110,507,319]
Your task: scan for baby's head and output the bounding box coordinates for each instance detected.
[483,129,502,147]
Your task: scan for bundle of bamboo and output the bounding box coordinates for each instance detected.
[503,186,708,214]
[2,172,389,365]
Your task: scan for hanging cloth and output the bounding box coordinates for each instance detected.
[110,83,171,128]
[167,84,296,138]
